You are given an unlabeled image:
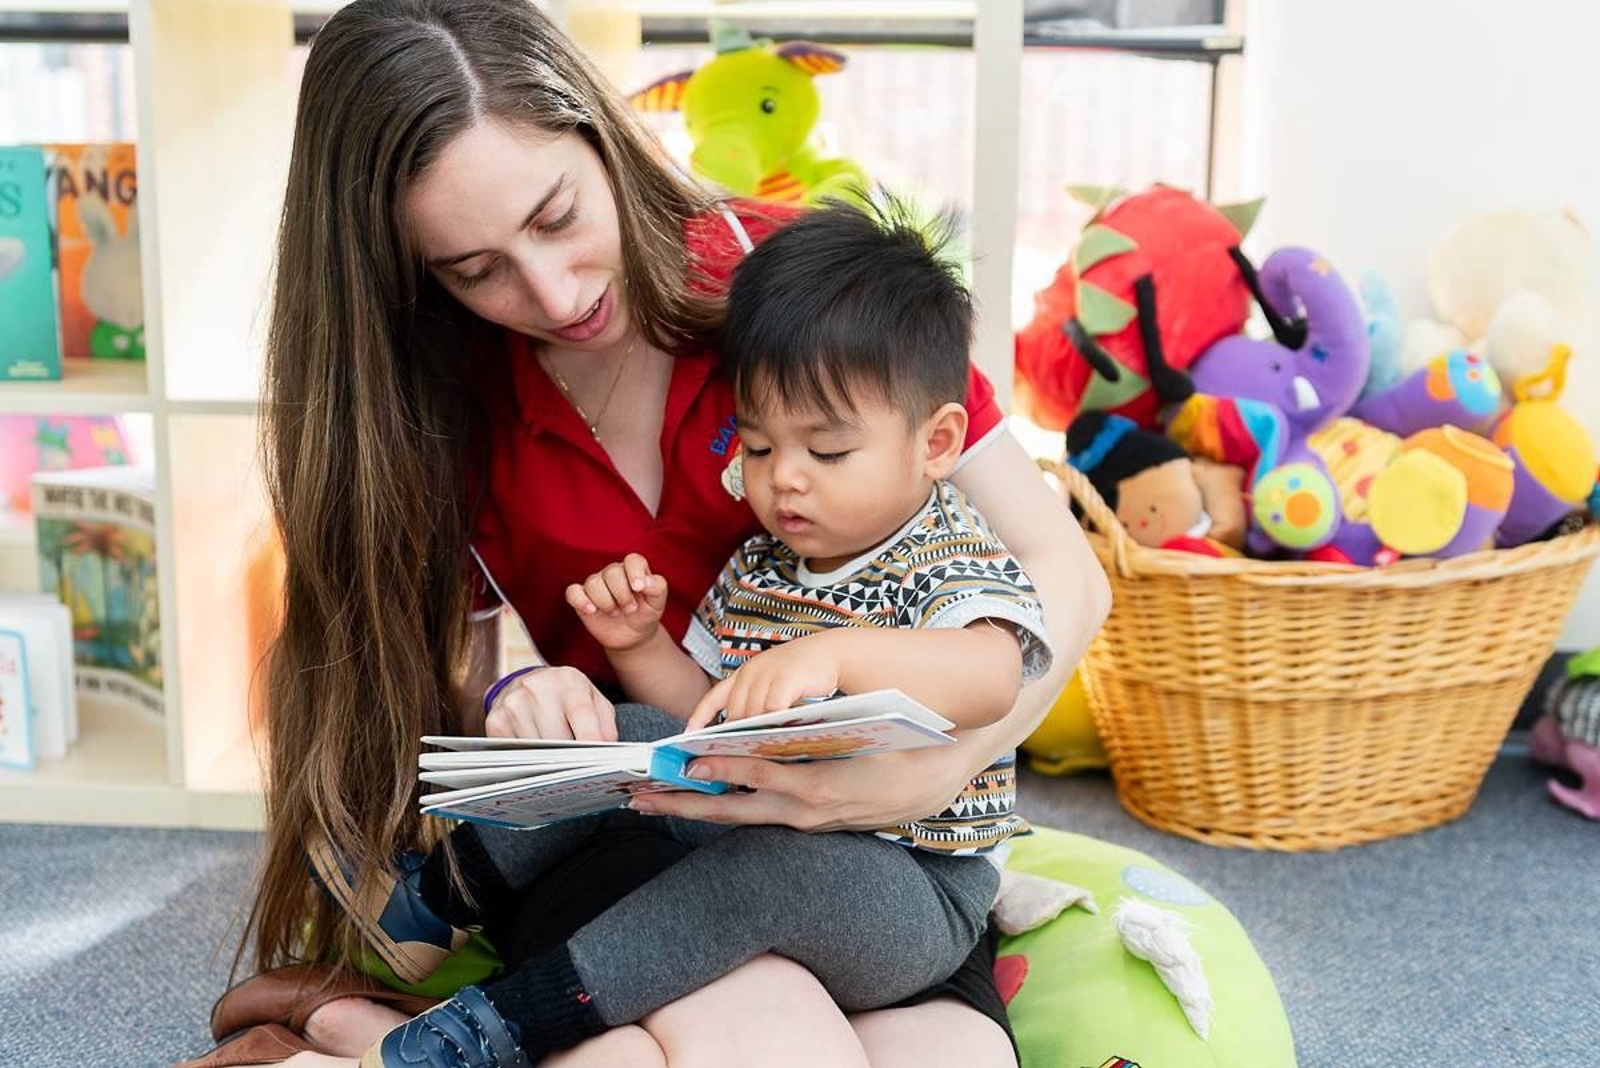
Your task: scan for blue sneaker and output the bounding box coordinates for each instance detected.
[307,836,474,986]
[360,987,528,1068]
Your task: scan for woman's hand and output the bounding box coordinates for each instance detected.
[485,665,618,741]
[629,725,998,831]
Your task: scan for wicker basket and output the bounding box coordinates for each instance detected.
[1041,458,1600,851]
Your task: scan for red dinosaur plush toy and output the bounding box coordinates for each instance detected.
[1015,185,1262,431]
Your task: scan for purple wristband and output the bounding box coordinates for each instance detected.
[483,665,548,714]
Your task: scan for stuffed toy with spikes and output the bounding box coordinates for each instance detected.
[630,21,870,207]
[1014,184,1263,432]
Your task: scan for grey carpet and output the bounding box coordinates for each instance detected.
[1,748,1596,1067]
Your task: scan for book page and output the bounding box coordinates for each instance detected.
[420,735,635,752]
[683,689,955,737]
[665,712,953,761]
[421,763,678,829]
[421,764,605,789]
[419,748,641,771]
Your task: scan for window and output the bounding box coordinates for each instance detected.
[0,42,137,143]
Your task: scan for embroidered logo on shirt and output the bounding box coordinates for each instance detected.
[709,414,738,456]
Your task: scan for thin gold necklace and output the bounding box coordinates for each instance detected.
[541,336,637,440]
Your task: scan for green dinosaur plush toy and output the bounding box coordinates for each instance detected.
[630,21,871,207]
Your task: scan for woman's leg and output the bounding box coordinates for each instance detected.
[638,954,868,1068]
[850,1000,1017,1068]
[291,954,862,1068]
[283,1024,666,1068]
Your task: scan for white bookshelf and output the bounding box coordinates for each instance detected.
[0,360,151,414]
[0,0,1024,830]
[0,0,297,829]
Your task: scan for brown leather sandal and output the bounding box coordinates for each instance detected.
[173,1022,319,1068]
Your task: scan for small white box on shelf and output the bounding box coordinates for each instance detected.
[0,594,75,768]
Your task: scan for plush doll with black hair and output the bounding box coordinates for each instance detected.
[1066,410,1248,556]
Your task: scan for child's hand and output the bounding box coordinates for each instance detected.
[686,634,842,730]
[567,554,669,651]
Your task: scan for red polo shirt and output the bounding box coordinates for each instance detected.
[469,201,1005,690]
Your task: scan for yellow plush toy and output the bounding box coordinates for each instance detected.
[1492,345,1600,546]
[1021,671,1108,775]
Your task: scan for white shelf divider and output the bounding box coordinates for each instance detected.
[969,0,1022,406]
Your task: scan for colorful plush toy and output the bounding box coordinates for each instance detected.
[1020,670,1108,775]
[1067,410,1246,556]
[1014,185,1262,431]
[1172,246,1370,555]
[1351,348,1503,439]
[1530,647,1600,820]
[1358,271,1405,400]
[1364,425,1515,559]
[1398,208,1600,447]
[630,21,870,207]
[1491,346,1599,547]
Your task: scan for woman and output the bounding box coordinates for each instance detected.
[250,1,1109,1066]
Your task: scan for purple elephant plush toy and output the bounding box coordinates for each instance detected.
[1182,247,1371,556]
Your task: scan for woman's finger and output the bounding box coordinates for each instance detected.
[593,691,619,742]
[488,686,540,738]
[632,759,829,829]
[563,699,605,742]
[531,695,577,740]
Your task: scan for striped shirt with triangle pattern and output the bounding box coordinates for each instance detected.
[685,480,1054,855]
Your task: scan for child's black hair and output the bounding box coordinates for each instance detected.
[721,195,972,425]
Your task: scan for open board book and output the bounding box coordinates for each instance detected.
[418,689,954,829]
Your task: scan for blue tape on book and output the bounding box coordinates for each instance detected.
[649,746,730,794]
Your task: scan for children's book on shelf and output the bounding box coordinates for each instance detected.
[0,145,63,382]
[42,143,143,361]
[0,594,76,769]
[419,689,955,829]
[0,414,134,515]
[31,466,162,721]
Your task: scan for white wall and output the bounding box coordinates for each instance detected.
[1240,0,1600,649]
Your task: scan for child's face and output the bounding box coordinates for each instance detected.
[737,389,963,572]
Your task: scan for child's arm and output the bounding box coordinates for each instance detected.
[685,624,1024,731]
[567,554,713,721]
[608,626,714,721]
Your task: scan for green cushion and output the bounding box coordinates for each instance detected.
[351,828,1297,1068]
[1001,828,1297,1068]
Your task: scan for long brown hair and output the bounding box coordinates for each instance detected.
[249,0,718,973]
